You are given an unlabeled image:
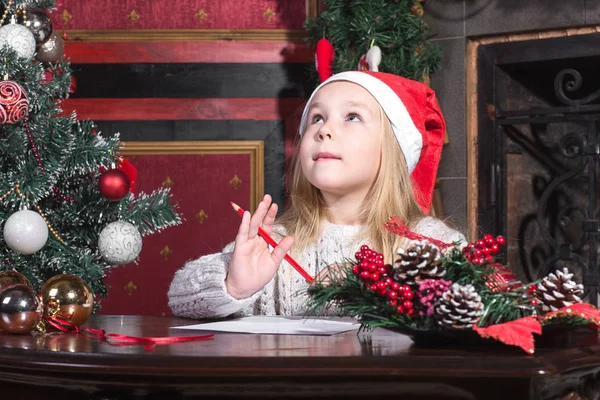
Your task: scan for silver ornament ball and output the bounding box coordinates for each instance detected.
[0,283,43,334]
[24,9,53,46]
[98,221,142,265]
[35,31,64,63]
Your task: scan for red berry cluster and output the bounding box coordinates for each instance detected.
[463,234,505,265]
[353,245,415,317]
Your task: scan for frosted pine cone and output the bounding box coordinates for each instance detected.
[394,240,445,285]
[536,268,584,312]
[435,283,484,329]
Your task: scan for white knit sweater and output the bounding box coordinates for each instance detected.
[168,217,465,319]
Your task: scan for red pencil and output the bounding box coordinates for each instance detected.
[230,202,314,283]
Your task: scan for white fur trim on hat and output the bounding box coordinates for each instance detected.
[299,71,423,174]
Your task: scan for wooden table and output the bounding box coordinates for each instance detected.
[0,315,599,399]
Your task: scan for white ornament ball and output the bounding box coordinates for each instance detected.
[98,221,142,265]
[3,210,49,255]
[0,23,36,60]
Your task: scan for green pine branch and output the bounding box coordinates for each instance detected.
[304,0,441,86]
[305,263,415,330]
[122,189,182,236]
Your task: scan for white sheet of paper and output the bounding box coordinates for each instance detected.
[171,316,360,335]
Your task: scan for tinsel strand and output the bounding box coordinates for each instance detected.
[24,119,75,203]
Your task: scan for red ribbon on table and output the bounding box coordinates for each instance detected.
[45,316,214,351]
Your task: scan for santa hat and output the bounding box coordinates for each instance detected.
[298,71,446,215]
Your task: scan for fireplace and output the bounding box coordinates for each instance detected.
[470,31,600,304]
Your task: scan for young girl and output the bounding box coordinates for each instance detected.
[168,71,465,319]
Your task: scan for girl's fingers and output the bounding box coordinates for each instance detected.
[261,202,278,235]
[248,195,271,239]
[234,210,251,245]
[269,236,294,266]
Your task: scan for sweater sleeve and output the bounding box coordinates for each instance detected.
[414,216,467,247]
[167,241,262,319]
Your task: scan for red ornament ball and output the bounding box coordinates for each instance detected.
[0,81,29,124]
[98,169,130,201]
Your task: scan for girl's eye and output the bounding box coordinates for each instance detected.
[311,114,324,124]
[347,113,361,122]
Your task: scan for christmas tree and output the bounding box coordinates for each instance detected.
[304,0,441,85]
[0,0,180,298]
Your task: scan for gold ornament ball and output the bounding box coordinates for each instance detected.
[40,274,94,327]
[0,270,31,288]
[0,283,43,334]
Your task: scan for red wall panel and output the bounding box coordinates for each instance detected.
[98,150,258,316]
[60,98,306,121]
[64,41,312,64]
[53,0,308,30]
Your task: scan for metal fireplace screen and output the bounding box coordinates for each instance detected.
[477,34,600,304]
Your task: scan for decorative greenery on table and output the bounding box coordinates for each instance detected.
[306,217,599,353]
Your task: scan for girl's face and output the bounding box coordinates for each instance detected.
[300,82,383,198]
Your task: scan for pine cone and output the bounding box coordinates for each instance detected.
[536,268,584,312]
[393,240,445,285]
[435,283,484,329]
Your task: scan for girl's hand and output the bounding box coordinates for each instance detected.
[225,194,294,299]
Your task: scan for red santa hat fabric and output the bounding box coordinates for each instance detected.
[298,71,446,215]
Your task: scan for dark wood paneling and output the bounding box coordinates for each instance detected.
[70,63,312,98]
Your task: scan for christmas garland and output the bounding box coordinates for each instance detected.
[306,217,600,353]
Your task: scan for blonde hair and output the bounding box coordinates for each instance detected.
[277,107,424,263]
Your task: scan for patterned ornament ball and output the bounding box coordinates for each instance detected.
[0,283,43,334]
[40,274,94,327]
[0,80,29,124]
[0,20,36,60]
[35,30,64,63]
[98,169,130,201]
[98,221,143,265]
[24,9,53,46]
[3,210,49,255]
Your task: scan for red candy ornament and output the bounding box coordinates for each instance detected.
[0,80,29,124]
